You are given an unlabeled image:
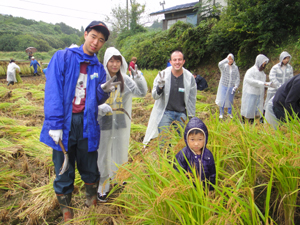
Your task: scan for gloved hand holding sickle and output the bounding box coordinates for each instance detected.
[48,130,69,175]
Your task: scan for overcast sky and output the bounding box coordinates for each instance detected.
[0,0,196,30]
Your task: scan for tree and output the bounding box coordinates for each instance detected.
[129,0,146,33]
[195,0,222,21]
[106,0,146,45]
[207,0,300,67]
[0,34,18,51]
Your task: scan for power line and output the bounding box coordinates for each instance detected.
[18,0,109,17]
[0,5,109,22]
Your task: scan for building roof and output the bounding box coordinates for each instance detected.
[150,1,199,16]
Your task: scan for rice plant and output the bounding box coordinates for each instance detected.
[105,111,300,224]
[16,171,84,220]
[0,168,26,190]
[0,117,17,126]
[143,69,159,91]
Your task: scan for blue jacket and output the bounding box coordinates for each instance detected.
[40,45,109,152]
[30,59,40,73]
[175,117,216,190]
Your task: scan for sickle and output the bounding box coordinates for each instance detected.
[112,108,131,120]
[58,140,69,175]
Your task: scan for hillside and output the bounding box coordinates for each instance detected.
[0,14,83,53]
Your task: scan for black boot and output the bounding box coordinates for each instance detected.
[56,193,73,222]
[85,183,98,207]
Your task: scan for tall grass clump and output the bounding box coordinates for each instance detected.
[142,69,159,91]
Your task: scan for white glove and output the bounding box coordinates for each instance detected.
[98,103,113,116]
[130,65,143,79]
[269,82,277,88]
[157,71,165,88]
[49,129,63,145]
[265,82,276,88]
[101,75,122,92]
[231,86,237,94]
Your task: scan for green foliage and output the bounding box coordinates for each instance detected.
[114,0,300,70]
[195,0,222,20]
[0,34,18,51]
[181,20,214,70]
[207,0,300,67]
[119,21,208,70]
[60,34,80,47]
[0,14,83,51]
[110,0,147,47]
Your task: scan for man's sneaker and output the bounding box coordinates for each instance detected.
[97,193,108,202]
[219,115,223,119]
[228,114,233,119]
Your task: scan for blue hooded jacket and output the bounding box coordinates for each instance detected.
[175,117,216,190]
[40,45,109,152]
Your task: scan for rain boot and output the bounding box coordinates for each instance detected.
[85,183,98,207]
[56,193,73,222]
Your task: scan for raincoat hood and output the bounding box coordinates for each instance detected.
[227,53,236,66]
[279,51,291,64]
[227,53,234,61]
[255,54,269,69]
[103,47,128,79]
[184,117,208,154]
[68,45,99,66]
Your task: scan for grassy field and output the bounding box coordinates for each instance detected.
[0,70,299,225]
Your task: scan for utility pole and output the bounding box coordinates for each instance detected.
[126,0,129,29]
[160,1,165,10]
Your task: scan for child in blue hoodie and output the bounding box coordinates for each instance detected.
[175,117,216,190]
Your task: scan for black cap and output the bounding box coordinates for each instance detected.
[85,21,110,41]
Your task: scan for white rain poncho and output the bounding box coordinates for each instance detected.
[215,54,240,107]
[265,96,280,129]
[264,51,293,110]
[241,54,269,118]
[97,47,147,194]
[143,66,197,145]
[7,62,20,82]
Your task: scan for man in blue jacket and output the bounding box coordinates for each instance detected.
[40,21,119,222]
[30,57,41,76]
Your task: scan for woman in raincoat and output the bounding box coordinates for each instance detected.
[97,47,147,201]
[215,54,240,119]
[263,51,293,112]
[6,59,21,86]
[241,54,274,123]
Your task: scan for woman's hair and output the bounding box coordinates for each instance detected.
[281,56,289,67]
[10,59,15,63]
[110,55,124,92]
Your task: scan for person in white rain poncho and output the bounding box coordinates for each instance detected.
[143,50,197,146]
[97,47,147,202]
[241,54,276,124]
[263,51,293,113]
[215,54,240,119]
[7,59,21,86]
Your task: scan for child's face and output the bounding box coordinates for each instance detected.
[187,132,205,154]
